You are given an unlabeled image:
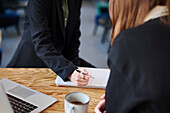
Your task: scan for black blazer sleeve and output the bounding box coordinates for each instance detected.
[27,0,77,80]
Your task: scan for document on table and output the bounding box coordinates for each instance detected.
[55,67,110,89]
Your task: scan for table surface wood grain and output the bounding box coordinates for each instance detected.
[0,68,105,113]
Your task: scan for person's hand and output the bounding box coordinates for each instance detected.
[68,68,90,86]
[95,94,106,113]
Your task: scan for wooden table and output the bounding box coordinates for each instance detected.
[0,68,105,113]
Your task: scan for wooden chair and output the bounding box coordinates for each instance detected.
[0,0,21,36]
[93,0,112,44]
[0,10,20,36]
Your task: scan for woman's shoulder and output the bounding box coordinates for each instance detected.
[115,18,170,43]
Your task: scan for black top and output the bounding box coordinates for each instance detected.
[0,0,4,14]
[106,18,170,113]
[7,0,94,80]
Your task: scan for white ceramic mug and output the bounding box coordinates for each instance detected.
[65,92,90,113]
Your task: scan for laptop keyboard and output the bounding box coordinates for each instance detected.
[6,93,38,113]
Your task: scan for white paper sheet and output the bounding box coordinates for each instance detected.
[55,67,110,89]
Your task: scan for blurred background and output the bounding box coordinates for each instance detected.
[0,0,111,68]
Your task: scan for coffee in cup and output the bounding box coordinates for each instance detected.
[65,92,90,113]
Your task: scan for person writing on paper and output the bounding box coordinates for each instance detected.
[95,0,170,112]
[7,0,94,86]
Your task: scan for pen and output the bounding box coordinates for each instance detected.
[76,70,94,79]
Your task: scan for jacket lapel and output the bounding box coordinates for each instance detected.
[56,0,65,38]
[66,0,76,34]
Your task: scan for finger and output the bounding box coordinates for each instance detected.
[95,101,103,113]
[97,100,105,111]
[76,82,88,86]
[74,76,89,85]
[84,75,90,80]
[79,68,88,75]
[82,74,86,80]
[76,79,89,84]
[82,69,88,74]
[96,100,104,109]
[75,78,89,85]
[78,74,90,81]
[95,107,102,113]
[101,94,105,99]
[103,111,107,113]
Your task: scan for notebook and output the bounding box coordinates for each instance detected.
[55,68,110,89]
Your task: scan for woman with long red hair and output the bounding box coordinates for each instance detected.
[95,0,170,113]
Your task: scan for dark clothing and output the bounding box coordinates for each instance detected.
[7,0,94,80]
[106,18,170,113]
[0,1,4,14]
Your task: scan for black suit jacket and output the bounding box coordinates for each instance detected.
[106,18,170,113]
[7,0,94,80]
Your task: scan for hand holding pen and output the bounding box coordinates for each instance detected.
[68,68,94,86]
[76,70,94,79]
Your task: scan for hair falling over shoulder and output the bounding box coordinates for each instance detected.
[109,0,170,45]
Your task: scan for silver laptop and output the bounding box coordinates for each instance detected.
[0,79,57,113]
